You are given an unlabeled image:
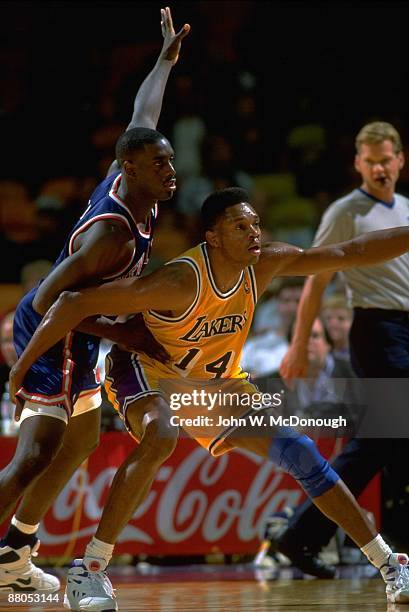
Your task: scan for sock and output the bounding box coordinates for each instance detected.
[11,517,40,535]
[361,534,392,568]
[0,517,39,552]
[84,537,114,571]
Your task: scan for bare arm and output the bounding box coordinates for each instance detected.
[107,8,190,176]
[10,262,196,404]
[33,220,132,314]
[254,226,409,294]
[30,220,148,348]
[279,271,334,384]
[78,314,170,363]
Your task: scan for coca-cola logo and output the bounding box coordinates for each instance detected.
[39,445,303,547]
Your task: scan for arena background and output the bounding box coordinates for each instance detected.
[1,0,409,585]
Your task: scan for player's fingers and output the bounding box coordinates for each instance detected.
[165,6,174,32]
[175,24,191,40]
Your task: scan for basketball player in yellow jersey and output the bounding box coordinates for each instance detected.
[10,187,409,607]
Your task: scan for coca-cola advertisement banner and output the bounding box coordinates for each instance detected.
[0,433,379,556]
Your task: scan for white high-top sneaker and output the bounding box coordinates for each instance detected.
[63,558,117,611]
[380,552,409,604]
[0,540,60,592]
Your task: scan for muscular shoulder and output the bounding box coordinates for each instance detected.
[73,217,132,251]
[162,260,197,292]
[72,218,134,277]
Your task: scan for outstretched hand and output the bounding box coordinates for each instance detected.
[160,6,190,65]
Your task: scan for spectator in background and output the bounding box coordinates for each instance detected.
[0,312,16,370]
[176,132,253,237]
[321,294,352,362]
[0,182,39,282]
[252,277,304,335]
[171,74,206,181]
[241,277,304,380]
[0,310,17,397]
[0,261,52,396]
[282,316,361,423]
[20,259,53,294]
[228,90,265,175]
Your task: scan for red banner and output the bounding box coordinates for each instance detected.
[0,434,379,557]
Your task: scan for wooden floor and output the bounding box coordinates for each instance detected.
[0,564,401,611]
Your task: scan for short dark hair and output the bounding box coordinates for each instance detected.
[201,187,250,232]
[115,127,167,166]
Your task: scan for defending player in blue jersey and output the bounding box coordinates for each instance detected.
[0,7,189,594]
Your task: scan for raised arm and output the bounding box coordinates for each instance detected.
[107,7,190,176]
[254,226,409,294]
[128,7,190,130]
[9,262,196,407]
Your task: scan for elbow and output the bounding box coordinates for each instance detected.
[51,290,82,319]
[34,289,79,316]
[57,290,76,305]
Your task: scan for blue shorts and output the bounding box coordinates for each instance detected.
[13,288,101,418]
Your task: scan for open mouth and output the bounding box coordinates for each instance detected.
[248,244,261,255]
[164,178,176,191]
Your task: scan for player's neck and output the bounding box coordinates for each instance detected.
[206,248,243,293]
[117,181,156,219]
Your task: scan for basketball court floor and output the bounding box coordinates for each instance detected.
[0,563,397,611]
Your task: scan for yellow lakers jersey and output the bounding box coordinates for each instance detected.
[143,242,257,379]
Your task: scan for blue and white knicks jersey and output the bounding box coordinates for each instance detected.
[14,172,158,412]
[54,172,157,280]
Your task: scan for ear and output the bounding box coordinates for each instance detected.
[205,229,220,248]
[398,150,405,169]
[354,153,361,174]
[123,160,137,179]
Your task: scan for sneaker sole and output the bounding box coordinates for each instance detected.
[64,593,118,612]
[396,592,409,604]
[0,585,59,593]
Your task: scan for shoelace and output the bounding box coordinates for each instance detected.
[381,558,409,589]
[87,570,115,597]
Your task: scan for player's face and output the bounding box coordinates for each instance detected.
[130,139,176,200]
[354,140,404,200]
[216,203,261,265]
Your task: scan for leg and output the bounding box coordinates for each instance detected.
[95,396,177,544]
[63,395,178,612]
[0,415,66,524]
[234,432,374,551]
[15,408,100,524]
[0,412,66,594]
[284,438,395,551]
